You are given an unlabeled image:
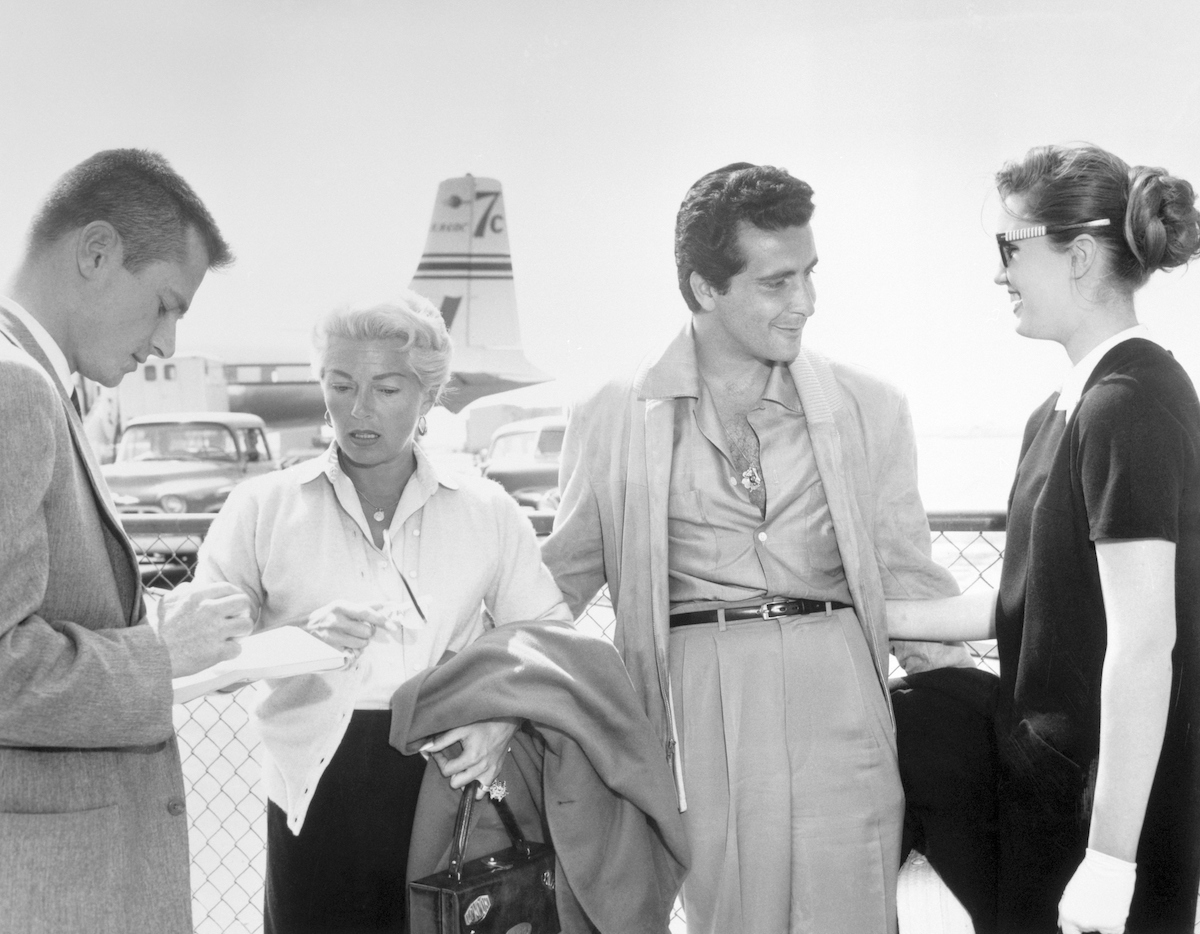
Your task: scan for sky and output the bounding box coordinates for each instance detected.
[2,0,1199,441]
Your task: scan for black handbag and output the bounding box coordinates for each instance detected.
[408,780,559,934]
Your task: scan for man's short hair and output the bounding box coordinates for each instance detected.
[675,162,815,311]
[27,149,233,272]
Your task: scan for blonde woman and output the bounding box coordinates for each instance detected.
[197,292,571,933]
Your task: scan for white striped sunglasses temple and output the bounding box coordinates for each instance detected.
[996,217,1111,266]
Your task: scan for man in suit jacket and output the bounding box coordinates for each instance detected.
[0,149,255,934]
[542,163,969,934]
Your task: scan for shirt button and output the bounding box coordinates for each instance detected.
[378,561,388,570]
[409,570,418,578]
[757,532,767,542]
[728,476,737,487]
[166,797,186,817]
[413,529,420,537]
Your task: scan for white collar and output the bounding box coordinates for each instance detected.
[295,441,459,493]
[1,295,73,391]
[1055,324,1154,416]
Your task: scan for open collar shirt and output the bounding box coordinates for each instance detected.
[196,442,571,832]
[660,333,851,609]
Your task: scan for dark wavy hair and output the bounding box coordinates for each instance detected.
[996,143,1200,291]
[28,148,232,272]
[675,163,815,312]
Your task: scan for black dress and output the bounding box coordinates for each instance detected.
[994,339,1200,933]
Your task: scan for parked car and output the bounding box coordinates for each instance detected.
[482,416,564,532]
[102,412,277,514]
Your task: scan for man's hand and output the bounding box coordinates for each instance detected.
[421,718,521,798]
[304,600,395,661]
[154,582,255,678]
[1058,847,1137,934]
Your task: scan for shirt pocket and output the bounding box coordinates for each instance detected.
[667,489,717,556]
[774,477,843,577]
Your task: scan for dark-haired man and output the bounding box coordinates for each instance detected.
[0,149,254,934]
[543,163,967,933]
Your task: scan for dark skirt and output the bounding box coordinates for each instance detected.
[264,709,428,934]
[995,717,1200,934]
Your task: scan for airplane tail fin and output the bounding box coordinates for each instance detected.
[409,175,550,412]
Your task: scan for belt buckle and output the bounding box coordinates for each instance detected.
[761,601,787,620]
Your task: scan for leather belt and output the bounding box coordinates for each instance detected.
[669,598,853,629]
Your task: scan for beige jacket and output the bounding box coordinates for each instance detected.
[0,305,189,934]
[541,324,962,805]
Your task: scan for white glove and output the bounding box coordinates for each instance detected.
[1058,847,1137,934]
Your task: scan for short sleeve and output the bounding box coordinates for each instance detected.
[1076,378,1187,543]
[486,484,572,627]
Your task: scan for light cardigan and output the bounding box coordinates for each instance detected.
[195,443,571,833]
[542,323,964,807]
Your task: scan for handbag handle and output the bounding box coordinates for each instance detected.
[447,780,535,882]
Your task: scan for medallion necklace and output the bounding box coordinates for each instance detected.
[703,372,767,512]
[719,414,766,515]
[352,483,400,523]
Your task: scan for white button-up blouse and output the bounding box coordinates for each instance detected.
[195,443,571,833]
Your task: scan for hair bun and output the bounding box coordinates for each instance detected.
[1125,166,1200,273]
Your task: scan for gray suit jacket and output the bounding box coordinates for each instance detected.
[0,303,191,934]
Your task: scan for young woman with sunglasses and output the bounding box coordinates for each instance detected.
[890,143,1200,933]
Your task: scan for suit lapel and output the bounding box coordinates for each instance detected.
[790,349,888,681]
[642,397,675,641]
[0,307,143,626]
[631,326,694,681]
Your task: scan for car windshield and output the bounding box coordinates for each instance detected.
[536,428,564,455]
[116,424,239,463]
[490,431,538,461]
[490,427,563,462]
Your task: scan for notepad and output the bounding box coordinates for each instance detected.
[172,626,348,704]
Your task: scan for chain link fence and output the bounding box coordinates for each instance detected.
[124,511,1006,934]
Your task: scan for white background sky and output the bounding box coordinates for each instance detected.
[2,0,1199,441]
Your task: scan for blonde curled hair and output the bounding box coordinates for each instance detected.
[310,290,453,406]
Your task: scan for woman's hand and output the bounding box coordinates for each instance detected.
[304,600,395,661]
[421,718,521,798]
[1058,847,1137,934]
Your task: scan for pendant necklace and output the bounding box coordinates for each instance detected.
[353,484,399,523]
[721,417,763,493]
[740,464,762,492]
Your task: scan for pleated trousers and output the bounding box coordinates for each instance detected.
[668,607,904,934]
